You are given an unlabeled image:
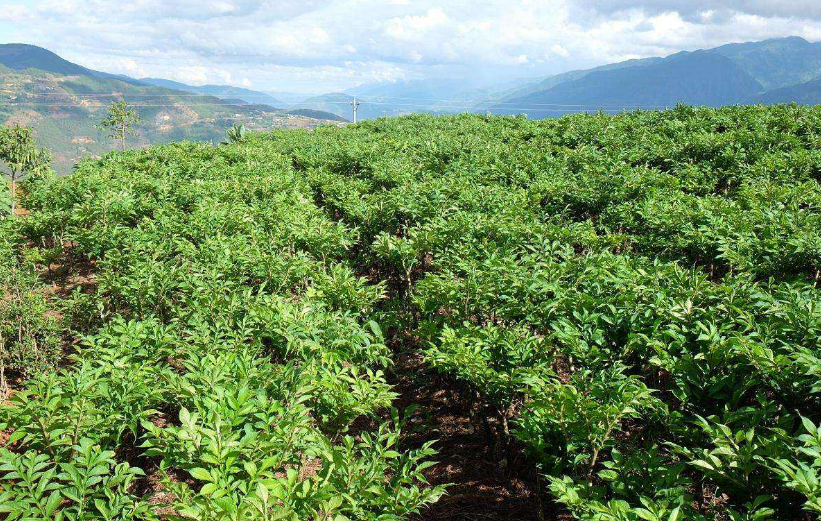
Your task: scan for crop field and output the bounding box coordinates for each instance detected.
[2,105,821,520]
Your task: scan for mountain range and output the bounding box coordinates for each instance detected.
[139,78,287,107]
[491,51,762,116]
[0,44,344,173]
[3,36,821,172]
[488,36,821,117]
[325,36,821,119]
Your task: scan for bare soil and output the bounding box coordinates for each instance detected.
[391,350,548,521]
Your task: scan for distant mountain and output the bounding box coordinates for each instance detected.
[335,37,821,121]
[296,93,404,121]
[493,57,664,104]
[0,43,91,75]
[493,52,763,117]
[750,76,821,105]
[347,78,501,101]
[263,91,316,106]
[485,37,821,118]
[197,85,284,106]
[344,77,524,117]
[140,78,285,107]
[136,78,190,91]
[0,44,344,173]
[0,43,144,85]
[713,36,821,90]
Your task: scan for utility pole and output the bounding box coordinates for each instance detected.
[350,97,361,124]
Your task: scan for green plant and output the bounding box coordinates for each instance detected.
[223,123,247,144]
[0,124,51,216]
[99,101,141,151]
[6,107,821,520]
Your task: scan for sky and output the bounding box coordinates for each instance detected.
[1,0,820,93]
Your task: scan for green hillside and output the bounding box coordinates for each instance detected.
[140,78,287,107]
[0,43,92,76]
[750,75,821,105]
[4,105,821,520]
[0,45,343,174]
[713,36,821,89]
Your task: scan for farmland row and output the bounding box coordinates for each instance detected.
[1,140,443,520]
[285,106,821,520]
[3,104,821,520]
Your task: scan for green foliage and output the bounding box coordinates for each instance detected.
[98,101,141,151]
[773,417,821,514]
[0,442,152,521]
[264,107,821,519]
[6,105,821,519]
[223,123,247,144]
[2,130,444,518]
[0,181,10,217]
[0,218,64,392]
[0,124,51,215]
[0,267,63,377]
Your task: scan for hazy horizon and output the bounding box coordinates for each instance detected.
[2,1,821,93]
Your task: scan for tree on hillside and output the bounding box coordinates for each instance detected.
[0,125,51,217]
[99,100,141,151]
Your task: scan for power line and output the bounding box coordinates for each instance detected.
[344,95,674,109]
[288,99,661,113]
[2,90,680,109]
[0,92,280,99]
[0,100,652,114]
[4,92,674,110]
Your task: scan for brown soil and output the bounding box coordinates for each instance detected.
[392,350,549,521]
[42,251,97,298]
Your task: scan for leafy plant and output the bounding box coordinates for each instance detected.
[7,106,821,520]
[99,101,141,151]
[223,123,247,144]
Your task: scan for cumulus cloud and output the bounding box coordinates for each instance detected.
[0,3,31,22]
[384,8,449,40]
[574,0,821,20]
[0,0,817,92]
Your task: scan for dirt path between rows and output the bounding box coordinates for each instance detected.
[391,349,547,521]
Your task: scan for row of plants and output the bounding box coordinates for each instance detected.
[5,104,821,520]
[0,140,444,519]
[263,106,821,520]
[0,217,66,398]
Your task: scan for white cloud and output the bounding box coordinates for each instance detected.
[551,44,570,58]
[0,0,818,92]
[573,0,821,19]
[0,4,30,22]
[384,8,449,40]
[177,66,210,85]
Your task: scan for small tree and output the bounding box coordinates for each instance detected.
[0,125,51,217]
[99,100,141,151]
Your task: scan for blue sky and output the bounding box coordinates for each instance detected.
[0,1,819,93]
